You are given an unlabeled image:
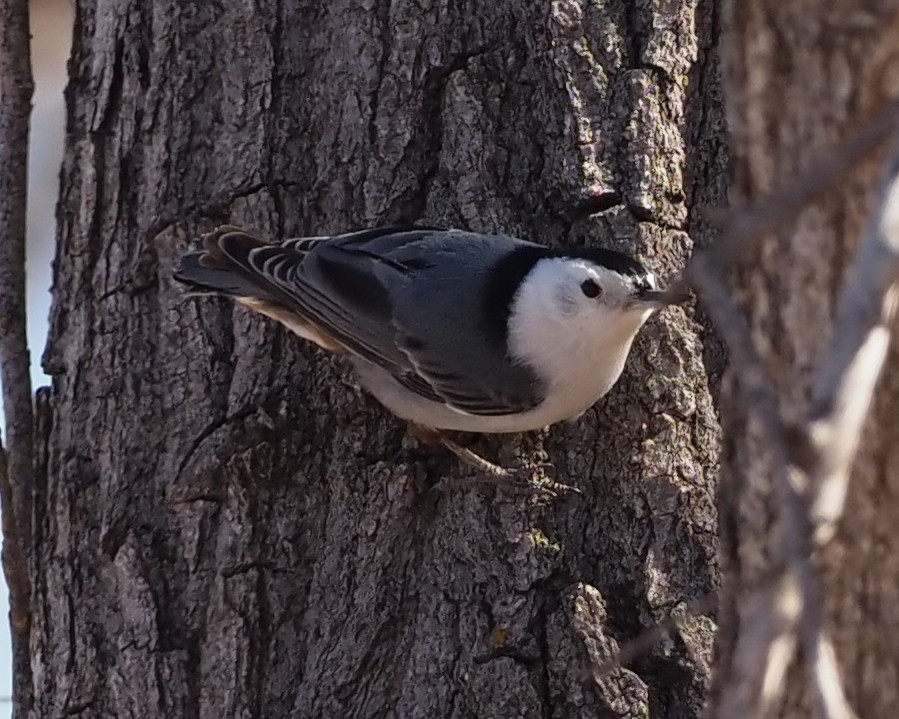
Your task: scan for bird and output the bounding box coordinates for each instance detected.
[174,224,688,493]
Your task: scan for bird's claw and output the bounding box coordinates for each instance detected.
[499,462,583,498]
[411,425,582,498]
[434,460,582,499]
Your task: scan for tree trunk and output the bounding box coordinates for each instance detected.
[23,1,723,717]
[712,1,899,716]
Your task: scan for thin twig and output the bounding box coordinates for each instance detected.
[592,593,718,677]
[689,255,811,716]
[804,146,899,543]
[710,100,899,264]
[0,0,36,699]
[814,633,858,719]
[688,254,793,472]
[663,99,899,305]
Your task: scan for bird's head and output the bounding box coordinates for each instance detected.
[513,247,687,330]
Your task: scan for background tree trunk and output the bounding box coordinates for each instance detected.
[712,1,899,716]
[22,1,723,717]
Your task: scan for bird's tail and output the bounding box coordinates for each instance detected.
[175,225,347,351]
[174,225,280,301]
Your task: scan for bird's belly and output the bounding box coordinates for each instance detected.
[350,354,627,434]
[351,359,541,432]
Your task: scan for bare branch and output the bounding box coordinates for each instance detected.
[708,100,899,268]
[0,0,35,661]
[688,253,793,472]
[814,633,858,719]
[804,144,899,543]
[689,253,808,717]
[591,593,718,677]
[689,114,899,719]
[786,137,899,719]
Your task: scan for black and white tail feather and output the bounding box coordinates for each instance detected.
[174,223,531,413]
[176,225,324,301]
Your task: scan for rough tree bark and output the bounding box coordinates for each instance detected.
[0,0,35,712]
[711,1,899,717]
[22,1,723,717]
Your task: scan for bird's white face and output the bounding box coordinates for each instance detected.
[506,257,661,418]
[541,258,660,317]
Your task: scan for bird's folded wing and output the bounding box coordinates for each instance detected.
[225,228,546,416]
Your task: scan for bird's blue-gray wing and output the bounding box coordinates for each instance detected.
[252,228,547,416]
[247,229,423,381]
[335,230,546,415]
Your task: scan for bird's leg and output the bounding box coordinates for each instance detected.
[437,436,508,478]
[406,423,581,497]
[406,422,512,477]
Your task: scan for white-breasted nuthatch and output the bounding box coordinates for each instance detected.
[175,225,687,491]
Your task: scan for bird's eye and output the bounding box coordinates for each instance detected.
[580,279,601,298]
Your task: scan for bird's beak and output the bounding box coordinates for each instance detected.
[635,287,691,307]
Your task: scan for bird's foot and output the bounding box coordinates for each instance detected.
[433,463,581,498]
[405,422,581,498]
[433,435,581,498]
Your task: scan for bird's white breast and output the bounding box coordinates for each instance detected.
[506,304,651,427]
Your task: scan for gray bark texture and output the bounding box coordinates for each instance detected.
[23,1,724,717]
[0,0,35,712]
[711,1,899,716]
